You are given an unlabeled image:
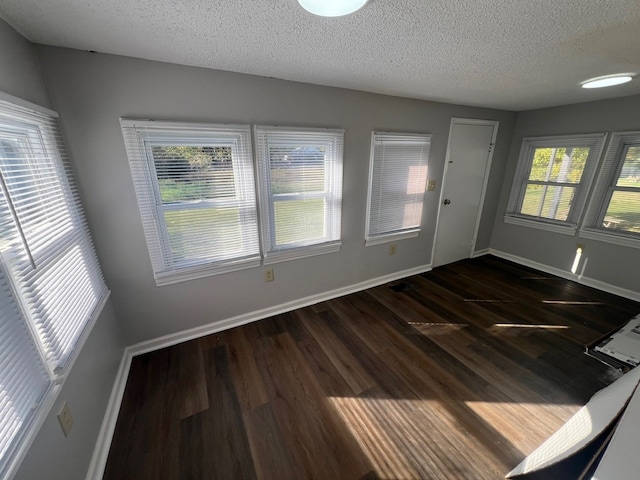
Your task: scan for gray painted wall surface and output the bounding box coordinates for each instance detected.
[0,18,50,108]
[491,95,640,293]
[0,19,125,480]
[37,46,516,344]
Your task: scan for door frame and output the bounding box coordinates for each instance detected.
[431,118,500,266]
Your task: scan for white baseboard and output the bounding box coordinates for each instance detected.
[85,263,431,479]
[86,348,133,480]
[128,263,432,357]
[487,249,640,302]
[471,248,490,258]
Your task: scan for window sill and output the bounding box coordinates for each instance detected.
[365,230,419,246]
[263,241,341,265]
[154,257,261,286]
[503,215,577,236]
[579,228,640,249]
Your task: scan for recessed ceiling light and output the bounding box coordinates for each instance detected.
[581,74,633,89]
[298,0,369,17]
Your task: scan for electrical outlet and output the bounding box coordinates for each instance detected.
[427,180,437,191]
[57,402,73,437]
[264,268,274,282]
[389,244,397,255]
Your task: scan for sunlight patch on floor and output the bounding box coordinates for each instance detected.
[464,299,514,303]
[407,322,468,335]
[464,400,581,455]
[542,300,604,305]
[491,323,570,329]
[328,396,421,479]
[328,396,511,479]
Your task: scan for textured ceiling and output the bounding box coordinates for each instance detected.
[1,0,640,111]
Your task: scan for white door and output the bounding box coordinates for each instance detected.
[433,119,498,267]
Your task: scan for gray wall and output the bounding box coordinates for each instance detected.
[0,18,125,480]
[491,95,640,293]
[37,46,516,344]
[0,18,50,108]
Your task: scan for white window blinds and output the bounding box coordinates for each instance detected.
[581,131,640,247]
[505,134,605,234]
[121,120,260,284]
[366,132,431,245]
[0,259,50,479]
[0,95,108,478]
[0,99,108,371]
[255,126,343,263]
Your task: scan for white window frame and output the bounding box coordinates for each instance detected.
[580,131,640,248]
[0,92,109,480]
[254,126,344,264]
[504,133,606,235]
[121,120,261,285]
[365,131,432,246]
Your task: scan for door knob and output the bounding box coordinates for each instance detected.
[443,199,451,205]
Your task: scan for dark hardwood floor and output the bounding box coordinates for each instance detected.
[104,256,640,479]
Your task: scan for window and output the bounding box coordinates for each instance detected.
[581,131,640,247]
[365,132,431,246]
[254,126,343,263]
[121,120,261,284]
[505,134,606,234]
[0,94,108,478]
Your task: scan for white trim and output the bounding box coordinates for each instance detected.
[263,242,341,265]
[505,132,607,229]
[254,125,344,263]
[365,230,419,246]
[58,291,112,382]
[155,257,261,286]
[85,263,431,479]
[471,248,490,258]
[432,118,499,266]
[371,131,433,141]
[253,125,345,135]
[487,249,640,302]
[519,132,609,145]
[580,130,640,245]
[85,346,133,480]
[579,228,640,249]
[365,131,432,242]
[449,117,499,127]
[0,92,58,118]
[121,120,261,287]
[468,120,499,253]
[119,118,250,131]
[503,214,577,235]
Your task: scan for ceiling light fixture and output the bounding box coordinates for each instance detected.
[581,74,633,89]
[298,0,369,17]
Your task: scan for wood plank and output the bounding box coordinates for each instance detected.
[105,256,639,480]
[250,332,373,479]
[224,326,269,412]
[182,345,258,480]
[243,402,307,480]
[297,307,376,395]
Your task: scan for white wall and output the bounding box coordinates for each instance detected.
[37,46,517,345]
[0,18,126,480]
[491,95,640,294]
